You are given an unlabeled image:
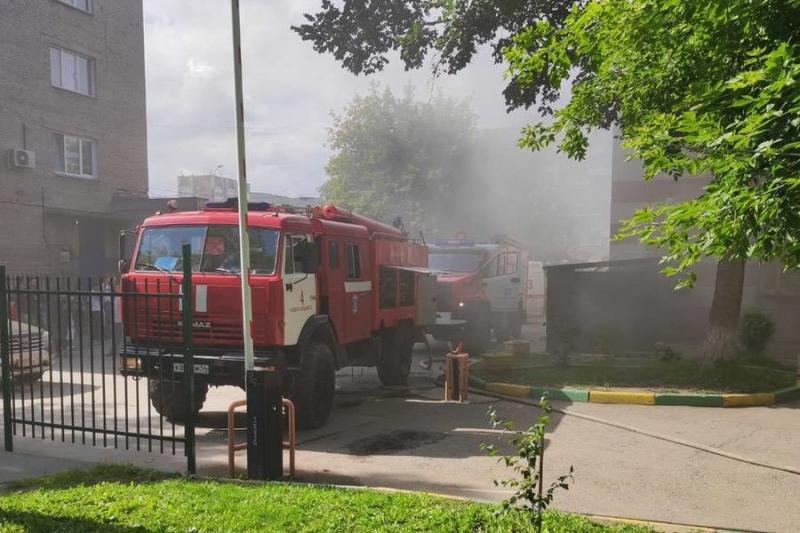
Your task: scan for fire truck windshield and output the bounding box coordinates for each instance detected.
[134,225,279,275]
[428,251,483,273]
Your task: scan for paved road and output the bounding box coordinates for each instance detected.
[2,341,798,532]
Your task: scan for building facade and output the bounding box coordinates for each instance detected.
[177,174,242,203]
[548,130,800,362]
[0,0,147,276]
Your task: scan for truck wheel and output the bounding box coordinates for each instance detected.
[149,380,208,423]
[293,341,335,430]
[511,312,524,339]
[464,316,489,355]
[377,327,413,386]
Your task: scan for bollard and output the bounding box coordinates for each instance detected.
[504,339,531,357]
[228,398,295,478]
[444,345,470,402]
[246,368,283,480]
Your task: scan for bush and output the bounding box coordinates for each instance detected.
[739,311,775,354]
[653,342,680,362]
[482,394,574,533]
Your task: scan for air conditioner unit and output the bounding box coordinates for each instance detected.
[8,149,36,169]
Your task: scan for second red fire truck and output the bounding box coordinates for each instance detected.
[119,201,435,429]
[428,236,529,352]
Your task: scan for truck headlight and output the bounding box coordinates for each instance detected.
[120,356,141,371]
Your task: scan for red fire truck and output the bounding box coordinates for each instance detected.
[428,236,528,353]
[119,200,434,429]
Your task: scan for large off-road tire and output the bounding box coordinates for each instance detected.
[377,327,413,386]
[149,380,208,423]
[292,341,335,430]
[510,311,524,339]
[464,314,490,356]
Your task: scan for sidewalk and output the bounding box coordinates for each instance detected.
[0,449,92,484]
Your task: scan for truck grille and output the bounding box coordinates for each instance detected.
[141,318,243,343]
[10,335,45,354]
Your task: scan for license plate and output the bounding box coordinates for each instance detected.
[173,362,210,375]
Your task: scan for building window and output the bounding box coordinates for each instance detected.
[54,133,96,178]
[56,0,93,14]
[50,47,95,96]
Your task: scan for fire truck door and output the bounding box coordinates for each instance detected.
[283,234,318,345]
[483,251,524,312]
[342,241,372,343]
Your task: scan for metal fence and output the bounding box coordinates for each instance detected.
[0,256,197,473]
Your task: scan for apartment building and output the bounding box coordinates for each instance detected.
[0,0,147,276]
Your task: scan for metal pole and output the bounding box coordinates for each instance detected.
[230,0,255,374]
[182,244,196,475]
[0,266,13,452]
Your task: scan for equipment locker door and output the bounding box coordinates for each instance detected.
[342,240,372,343]
[324,238,346,341]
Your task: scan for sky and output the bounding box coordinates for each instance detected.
[142,0,532,199]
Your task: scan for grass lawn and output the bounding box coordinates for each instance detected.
[0,465,653,532]
[474,357,797,393]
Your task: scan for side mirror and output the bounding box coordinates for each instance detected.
[117,230,136,274]
[118,232,130,274]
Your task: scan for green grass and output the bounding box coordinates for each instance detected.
[474,358,797,393]
[0,465,652,532]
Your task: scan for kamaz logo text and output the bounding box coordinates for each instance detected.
[176,320,212,329]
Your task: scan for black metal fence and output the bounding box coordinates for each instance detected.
[0,249,197,473]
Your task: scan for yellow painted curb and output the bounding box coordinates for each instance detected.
[486,382,531,397]
[722,392,775,407]
[590,390,655,405]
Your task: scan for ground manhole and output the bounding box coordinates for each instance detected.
[347,430,446,455]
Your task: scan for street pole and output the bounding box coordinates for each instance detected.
[230,0,255,373]
[230,0,284,481]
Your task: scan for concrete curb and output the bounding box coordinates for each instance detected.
[591,390,655,405]
[470,377,800,408]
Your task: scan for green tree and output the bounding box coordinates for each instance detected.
[292,1,576,112]
[322,85,475,234]
[296,0,800,360]
[501,0,800,359]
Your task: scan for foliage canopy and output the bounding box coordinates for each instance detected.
[505,0,800,283]
[297,0,800,283]
[322,85,475,232]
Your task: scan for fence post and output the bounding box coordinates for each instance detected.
[0,266,13,452]
[181,244,195,475]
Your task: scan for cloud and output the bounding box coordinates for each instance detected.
[142,0,518,198]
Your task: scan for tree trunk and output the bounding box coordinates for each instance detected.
[703,258,746,361]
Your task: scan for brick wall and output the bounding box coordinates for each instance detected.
[0,0,147,275]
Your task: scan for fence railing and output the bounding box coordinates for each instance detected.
[0,246,196,473]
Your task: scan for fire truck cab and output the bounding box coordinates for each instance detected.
[428,236,528,352]
[119,201,433,429]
